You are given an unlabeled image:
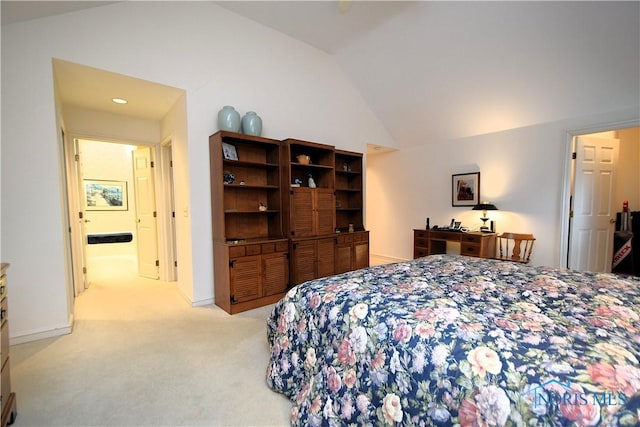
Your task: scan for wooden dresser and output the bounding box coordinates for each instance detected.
[413,229,496,259]
[1,263,16,426]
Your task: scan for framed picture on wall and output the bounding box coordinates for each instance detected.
[84,179,128,211]
[452,172,480,207]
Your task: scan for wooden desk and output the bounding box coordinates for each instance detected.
[414,229,496,259]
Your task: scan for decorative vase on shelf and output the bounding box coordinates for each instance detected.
[241,111,262,136]
[218,106,241,132]
[308,174,316,188]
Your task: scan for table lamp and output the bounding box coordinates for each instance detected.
[472,202,498,232]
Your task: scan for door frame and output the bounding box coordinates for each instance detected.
[560,118,639,269]
[158,137,178,281]
[61,131,88,296]
[63,133,176,287]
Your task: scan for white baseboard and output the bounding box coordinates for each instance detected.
[370,253,408,264]
[11,322,73,345]
[192,297,214,307]
[174,282,214,308]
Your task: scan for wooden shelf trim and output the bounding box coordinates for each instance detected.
[224,210,280,214]
[223,159,279,168]
[223,184,280,189]
[291,162,334,169]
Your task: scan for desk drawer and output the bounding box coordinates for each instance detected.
[0,274,6,299]
[1,357,10,410]
[462,233,484,243]
[414,230,428,239]
[1,313,7,371]
[414,237,429,248]
[461,243,481,257]
[429,231,454,240]
[414,248,429,258]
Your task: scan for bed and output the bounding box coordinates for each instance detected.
[266,255,640,426]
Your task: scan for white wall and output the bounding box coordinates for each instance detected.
[160,93,193,301]
[1,2,394,341]
[63,105,162,145]
[367,110,640,267]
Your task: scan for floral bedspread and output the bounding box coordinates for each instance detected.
[266,255,640,426]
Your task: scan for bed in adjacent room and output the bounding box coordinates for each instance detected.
[266,254,640,426]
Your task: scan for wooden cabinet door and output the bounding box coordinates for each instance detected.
[316,237,335,278]
[335,239,353,274]
[354,240,370,270]
[263,251,289,296]
[291,240,316,284]
[315,189,336,235]
[290,188,335,237]
[290,188,314,237]
[230,255,261,303]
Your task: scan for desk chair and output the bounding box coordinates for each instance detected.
[496,232,535,263]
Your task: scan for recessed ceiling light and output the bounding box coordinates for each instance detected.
[112,98,128,104]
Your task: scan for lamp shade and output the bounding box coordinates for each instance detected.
[472,202,498,211]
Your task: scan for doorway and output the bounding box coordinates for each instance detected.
[564,125,639,273]
[66,137,177,293]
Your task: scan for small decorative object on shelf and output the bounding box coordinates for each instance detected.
[292,178,302,187]
[241,111,263,136]
[223,171,235,184]
[226,238,246,244]
[349,223,355,233]
[222,142,238,160]
[239,180,246,185]
[343,162,349,171]
[308,174,316,188]
[259,202,267,211]
[297,154,311,164]
[218,106,241,132]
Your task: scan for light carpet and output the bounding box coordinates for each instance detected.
[9,258,291,427]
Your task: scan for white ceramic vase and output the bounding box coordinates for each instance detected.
[241,111,262,136]
[218,106,241,132]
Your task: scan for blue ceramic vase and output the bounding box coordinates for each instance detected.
[218,106,241,132]
[241,111,262,136]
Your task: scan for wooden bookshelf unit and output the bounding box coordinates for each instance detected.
[210,132,288,314]
[210,131,369,313]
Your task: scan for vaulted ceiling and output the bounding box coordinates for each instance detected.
[3,1,639,150]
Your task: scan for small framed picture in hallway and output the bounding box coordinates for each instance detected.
[84,179,128,211]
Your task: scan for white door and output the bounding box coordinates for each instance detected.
[161,143,178,281]
[569,136,619,272]
[67,138,89,294]
[133,147,160,279]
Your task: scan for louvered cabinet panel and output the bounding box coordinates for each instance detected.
[335,231,370,273]
[230,255,262,303]
[334,241,352,274]
[315,189,336,236]
[263,252,289,296]
[316,237,335,278]
[291,188,314,237]
[354,238,370,270]
[291,240,316,284]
